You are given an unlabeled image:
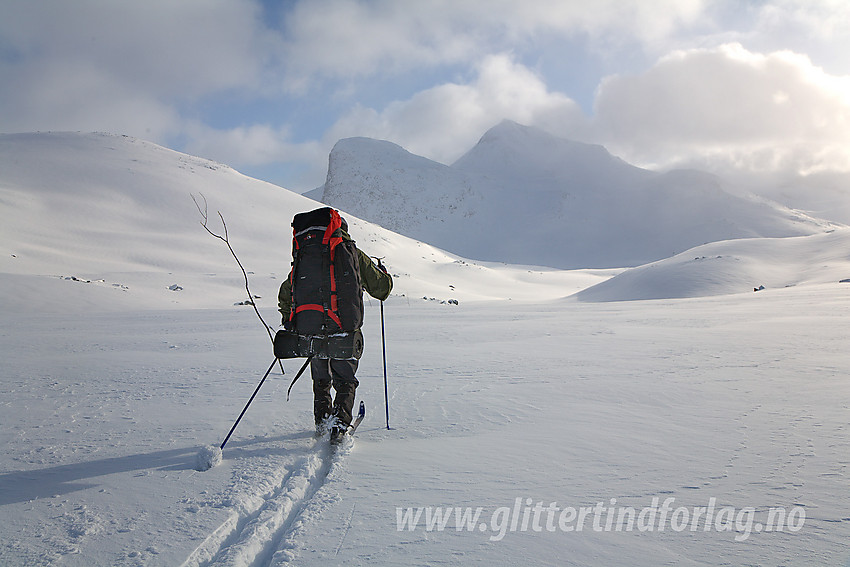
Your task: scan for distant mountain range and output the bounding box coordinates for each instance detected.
[314,120,834,269]
[2,130,848,309]
[1,131,598,311]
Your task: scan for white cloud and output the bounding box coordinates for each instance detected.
[756,0,850,42]
[0,56,181,140]
[0,0,275,139]
[1,0,272,96]
[593,43,850,175]
[278,0,711,87]
[320,54,588,165]
[183,122,324,169]
[689,1,850,76]
[182,54,587,185]
[5,0,850,192]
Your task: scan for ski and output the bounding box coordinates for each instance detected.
[349,400,366,434]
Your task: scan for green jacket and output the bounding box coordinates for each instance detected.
[278,239,393,322]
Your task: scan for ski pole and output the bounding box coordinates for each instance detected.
[380,298,390,430]
[286,355,314,401]
[220,357,278,450]
[374,257,392,430]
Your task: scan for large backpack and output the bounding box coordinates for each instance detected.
[274,207,364,360]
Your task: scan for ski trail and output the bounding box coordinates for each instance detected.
[267,438,354,566]
[181,439,347,567]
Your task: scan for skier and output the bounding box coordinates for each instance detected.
[278,210,392,442]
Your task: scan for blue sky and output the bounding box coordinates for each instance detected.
[2,0,850,192]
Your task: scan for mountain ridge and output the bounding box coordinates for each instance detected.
[319,121,834,269]
[0,131,604,312]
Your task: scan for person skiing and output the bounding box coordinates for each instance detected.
[278,208,392,442]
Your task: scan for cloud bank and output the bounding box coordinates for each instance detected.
[594,43,850,176]
[2,1,850,190]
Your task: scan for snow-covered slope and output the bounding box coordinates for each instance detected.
[3,131,850,566]
[576,229,850,301]
[320,120,834,269]
[0,132,608,314]
[323,136,479,241]
[4,131,844,313]
[749,171,850,226]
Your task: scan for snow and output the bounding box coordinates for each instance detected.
[319,121,836,269]
[195,446,223,472]
[0,132,604,312]
[577,229,850,302]
[2,132,850,566]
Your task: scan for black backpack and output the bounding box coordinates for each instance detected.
[274,207,364,360]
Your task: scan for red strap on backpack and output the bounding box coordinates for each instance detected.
[323,209,344,261]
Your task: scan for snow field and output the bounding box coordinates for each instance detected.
[299,287,850,566]
[3,131,850,565]
[4,286,850,565]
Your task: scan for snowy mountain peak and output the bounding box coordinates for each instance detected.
[329,136,418,164]
[318,122,833,269]
[2,131,594,312]
[453,120,625,178]
[322,135,477,237]
[325,136,442,189]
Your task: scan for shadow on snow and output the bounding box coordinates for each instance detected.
[0,431,313,505]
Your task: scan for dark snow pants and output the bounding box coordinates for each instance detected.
[311,358,359,427]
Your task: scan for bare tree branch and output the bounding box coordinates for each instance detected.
[192,193,283,373]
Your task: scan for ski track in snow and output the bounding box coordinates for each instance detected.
[182,437,353,567]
